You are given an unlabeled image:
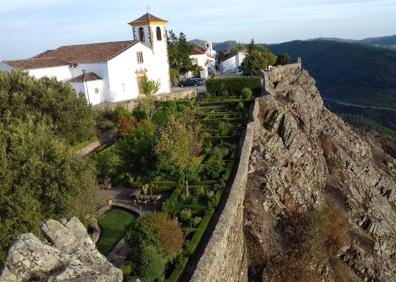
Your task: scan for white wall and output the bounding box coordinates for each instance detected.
[221,52,246,74]
[190,54,215,78]
[107,41,170,102]
[71,80,104,105]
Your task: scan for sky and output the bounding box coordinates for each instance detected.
[0,0,395,60]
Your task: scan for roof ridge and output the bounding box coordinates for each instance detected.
[57,40,136,49]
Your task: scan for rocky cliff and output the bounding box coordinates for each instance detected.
[0,217,122,282]
[245,66,396,281]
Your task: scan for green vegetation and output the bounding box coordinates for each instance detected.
[206,76,262,97]
[167,31,194,74]
[0,71,99,265]
[275,53,290,65]
[72,135,99,151]
[96,209,136,255]
[0,70,95,144]
[268,40,396,108]
[241,40,276,75]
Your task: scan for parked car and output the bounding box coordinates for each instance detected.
[179,78,205,87]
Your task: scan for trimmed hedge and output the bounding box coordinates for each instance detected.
[166,256,189,282]
[185,207,216,255]
[206,76,262,97]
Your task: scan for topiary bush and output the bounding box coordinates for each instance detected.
[206,76,261,97]
[241,87,253,100]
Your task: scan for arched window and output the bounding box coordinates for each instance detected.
[138,27,145,42]
[156,27,162,41]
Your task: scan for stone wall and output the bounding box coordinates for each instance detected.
[76,140,101,156]
[190,97,261,282]
[190,63,302,281]
[93,89,197,113]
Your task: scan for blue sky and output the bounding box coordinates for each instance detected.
[0,0,395,60]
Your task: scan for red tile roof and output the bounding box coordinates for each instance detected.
[4,57,69,70]
[129,13,167,25]
[36,40,139,64]
[4,40,139,70]
[68,72,102,83]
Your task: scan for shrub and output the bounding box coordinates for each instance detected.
[138,245,167,281]
[170,68,180,86]
[275,53,290,66]
[167,256,189,282]
[241,87,253,100]
[141,213,185,260]
[203,146,230,179]
[185,208,215,255]
[203,92,212,99]
[180,208,192,223]
[121,261,133,279]
[206,76,262,97]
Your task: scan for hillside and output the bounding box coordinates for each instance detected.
[267,40,396,108]
[360,34,396,49]
[246,66,396,281]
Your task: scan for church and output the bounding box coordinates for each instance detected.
[0,13,171,105]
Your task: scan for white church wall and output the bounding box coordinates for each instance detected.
[27,65,71,81]
[69,63,110,102]
[69,80,104,105]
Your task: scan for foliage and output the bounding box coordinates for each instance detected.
[0,70,95,144]
[155,115,203,186]
[95,145,121,179]
[121,261,134,280]
[113,106,138,135]
[138,75,160,121]
[191,64,203,78]
[0,119,98,264]
[138,245,167,282]
[275,53,290,65]
[268,39,396,108]
[96,209,136,255]
[116,120,157,179]
[206,76,262,97]
[141,212,184,259]
[241,43,276,75]
[167,31,194,74]
[203,146,230,179]
[180,208,192,223]
[185,208,215,255]
[167,256,189,282]
[241,87,253,100]
[170,68,180,86]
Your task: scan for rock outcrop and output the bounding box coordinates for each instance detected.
[0,217,122,282]
[245,65,396,281]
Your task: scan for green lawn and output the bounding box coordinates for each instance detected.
[96,208,136,255]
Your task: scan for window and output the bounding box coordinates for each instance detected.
[94,88,99,94]
[138,27,145,42]
[156,27,162,41]
[137,51,144,64]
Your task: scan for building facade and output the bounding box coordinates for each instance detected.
[0,13,171,105]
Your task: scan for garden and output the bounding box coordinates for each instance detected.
[94,76,259,281]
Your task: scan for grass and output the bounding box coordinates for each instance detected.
[71,135,98,151]
[96,208,136,255]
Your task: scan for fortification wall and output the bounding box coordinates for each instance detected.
[190,97,261,282]
[190,62,302,281]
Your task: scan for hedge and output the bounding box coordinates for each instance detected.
[161,188,182,213]
[166,256,189,282]
[206,76,262,97]
[185,207,216,255]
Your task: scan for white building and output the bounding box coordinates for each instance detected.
[189,42,216,79]
[220,51,247,74]
[0,13,171,105]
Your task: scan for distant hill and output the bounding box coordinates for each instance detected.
[360,35,396,49]
[213,41,238,52]
[267,40,396,108]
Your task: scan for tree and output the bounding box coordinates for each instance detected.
[138,245,167,281]
[241,43,277,75]
[155,115,203,196]
[0,70,95,144]
[167,31,194,74]
[0,118,99,265]
[275,53,290,66]
[141,213,184,259]
[116,120,157,179]
[138,75,160,121]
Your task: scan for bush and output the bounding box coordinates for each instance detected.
[180,208,192,223]
[167,256,189,282]
[241,87,253,100]
[138,245,167,281]
[203,146,230,179]
[121,260,133,279]
[206,76,262,97]
[203,92,212,99]
[185,208,215,255]
[275,53,290,66]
